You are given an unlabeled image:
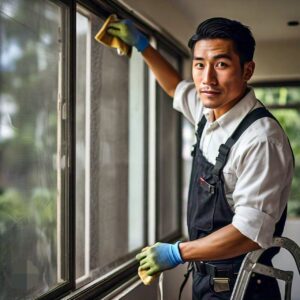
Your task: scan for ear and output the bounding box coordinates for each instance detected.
[243,61,255,81]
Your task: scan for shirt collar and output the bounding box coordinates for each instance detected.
[203,87,258,136]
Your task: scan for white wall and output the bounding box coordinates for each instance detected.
[252,40,300,82]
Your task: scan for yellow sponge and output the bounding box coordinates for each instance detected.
[138,267,160,285]
[94,14,132,57]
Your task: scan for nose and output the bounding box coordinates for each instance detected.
[202,65,217,86]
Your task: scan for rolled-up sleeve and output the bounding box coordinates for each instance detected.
[232,135,294,248]
[173,80,201,125]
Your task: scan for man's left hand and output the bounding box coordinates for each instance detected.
[136,242,184,276]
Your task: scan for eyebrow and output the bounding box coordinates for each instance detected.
[193,54,232,61]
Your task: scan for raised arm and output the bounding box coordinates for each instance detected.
[141,45,182,97]
[107,19,182,97]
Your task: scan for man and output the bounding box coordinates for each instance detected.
[108,17,294,299]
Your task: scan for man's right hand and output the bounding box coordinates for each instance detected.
[107,19,149,52]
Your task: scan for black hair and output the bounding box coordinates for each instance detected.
[188,17,256,65]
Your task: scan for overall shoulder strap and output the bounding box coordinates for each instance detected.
[191,116,207,157]
[212,107,275,178]
[196,115,207,142]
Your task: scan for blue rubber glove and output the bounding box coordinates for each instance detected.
[107,19,149,52]
[136,242,184,276]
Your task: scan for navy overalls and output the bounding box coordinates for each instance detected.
[187,107,288,300]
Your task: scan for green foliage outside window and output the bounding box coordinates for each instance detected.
[0,1,60,296]
[255,87,300,217]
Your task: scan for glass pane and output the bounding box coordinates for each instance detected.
[128,46,146,252]
[75,8,145,285]
[156,46,181,240]
[255,86,300,105]
[254,86,300,218]
[75,11,88,280]
[0,0,67,298]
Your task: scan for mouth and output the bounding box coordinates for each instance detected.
[200,90,221,96]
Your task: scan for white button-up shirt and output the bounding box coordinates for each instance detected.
[173,80,294,248]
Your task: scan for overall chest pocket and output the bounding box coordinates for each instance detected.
[188,168,218,232]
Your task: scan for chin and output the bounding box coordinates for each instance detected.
[202,99,220,109]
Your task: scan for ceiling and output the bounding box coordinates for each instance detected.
[171,0,300,42]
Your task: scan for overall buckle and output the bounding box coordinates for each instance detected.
[212,277,230,292]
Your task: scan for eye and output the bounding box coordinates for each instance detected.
[216,61,228,68]
[194,62,204,69]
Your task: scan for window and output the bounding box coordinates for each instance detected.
[0,0,186,298]
[254,85,300,217]
[75,6,147,287]
[0,0,71,299]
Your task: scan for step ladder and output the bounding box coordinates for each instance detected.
[231,237,300,300]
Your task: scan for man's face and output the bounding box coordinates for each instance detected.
[192,38,255,119]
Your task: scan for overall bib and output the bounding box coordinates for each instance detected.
[188,107,287,300]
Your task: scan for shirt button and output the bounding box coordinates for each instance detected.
[211,122,218,129]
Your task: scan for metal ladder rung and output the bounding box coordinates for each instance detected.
[251,263,293,282]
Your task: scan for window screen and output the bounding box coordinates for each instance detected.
[76,8,146,285]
